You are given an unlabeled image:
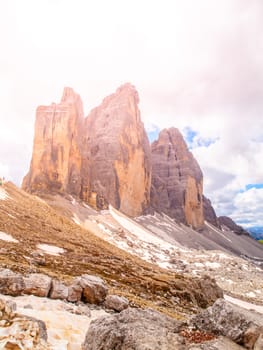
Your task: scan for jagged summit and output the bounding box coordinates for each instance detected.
[151,127,204,229]
[23,84,151,217]
[23,84,250,235]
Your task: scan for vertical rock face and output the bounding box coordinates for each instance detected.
[23,84,151,217]
[203,195,220,228]
[150,128,204,229]
[81,83,151,216]
[22,87,84,196]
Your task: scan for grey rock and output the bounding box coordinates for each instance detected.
[150,128,204,229]
[82,307,185,350]
[67,281,83,302]
[190,299,263,348]
[218,216,250,236]
[23,273,52,297]
[104,295,129,312]
[77,274,108,304]
[187,336,245,349]
[0,268,25,296]
[49,279,68,300]
[203,195,220,228]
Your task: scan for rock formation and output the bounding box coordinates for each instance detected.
[203,195,220,228]
[22,87,84,196]
[81,83,151,216]
[23,84,151,217]
[218,216,249,236]
[150,128,204,229]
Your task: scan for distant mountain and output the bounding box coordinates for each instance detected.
[248,227,263,240]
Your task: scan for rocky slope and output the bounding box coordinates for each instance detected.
[23,84,151,217]
[151,128,204,229]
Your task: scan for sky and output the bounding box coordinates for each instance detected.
[0,0,263,229]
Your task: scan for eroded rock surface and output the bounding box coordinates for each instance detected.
[191,299,263,349]
[22,87,84,196]
[151,128,204,229]
[23,84,151,217]
[82,307,185,350]
[218,216,250,236]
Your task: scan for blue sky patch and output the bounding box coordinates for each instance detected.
[245,184,263,190]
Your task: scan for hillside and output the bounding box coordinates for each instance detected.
[0,182,222,318]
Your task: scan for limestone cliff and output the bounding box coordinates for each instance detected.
[22,87,84,196]
[203,195,220,228]
[80,83,151,216]
[23,84,151,217]
[150,128,204,229]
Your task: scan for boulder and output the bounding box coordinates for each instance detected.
[67,281,83,302]
[190,299,263,349]
[104,295,129,312]
[76,274,108,304]
[0,268,25,296]
[23,273,52,297]
[49,279,68,300]
[82,307,185,350]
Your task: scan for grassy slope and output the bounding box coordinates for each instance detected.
[0,183,220,318]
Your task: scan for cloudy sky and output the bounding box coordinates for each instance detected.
[1,0,263,228]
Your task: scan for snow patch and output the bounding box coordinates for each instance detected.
[0,232,18,243]
[224,295,263,314]
[72,213,81,225]
[37,244,65,256]
[205,262,221,269]
[0,188,8,200]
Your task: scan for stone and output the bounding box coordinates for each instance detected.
[49,279,68,300]
[0,298,49,350]
[104,295,129,312]
[150,128,204,229]
[187,336,246,349]
[218,216,250,236]
[82,307,185,350]
[23,273,52,297]
[203,195,220,228]
[76,274,108,304]
[190,299,263,348]
[0,269,25,296]
[67,281,83,303]
[23,83,151,217]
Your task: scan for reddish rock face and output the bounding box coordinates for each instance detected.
[150,128,204,229]
[23,84,151,217]
[80,83,151,216]
[22,87,84,196]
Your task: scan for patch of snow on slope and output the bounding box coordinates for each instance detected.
[72,213,81,225]
[0,188,8,200]
[37,244,65,256]
[0,232,18,243]
[0,294,107,350]
[109,205,172,248]
[224,295,263,314]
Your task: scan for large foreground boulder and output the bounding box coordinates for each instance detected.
[190,299,263,349]
[82,307,185,350]
[0,269,25,296]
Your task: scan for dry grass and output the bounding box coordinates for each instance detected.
[0,183,219,318]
